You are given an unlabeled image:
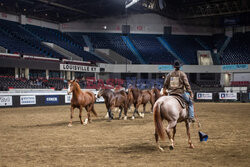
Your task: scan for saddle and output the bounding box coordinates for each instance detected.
[170,94,187,109]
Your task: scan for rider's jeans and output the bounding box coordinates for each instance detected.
[182,92,194,119]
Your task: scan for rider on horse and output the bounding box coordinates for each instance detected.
[163,60,196,123]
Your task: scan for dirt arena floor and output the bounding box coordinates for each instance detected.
[0,103,249,167]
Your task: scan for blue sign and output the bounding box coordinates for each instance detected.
[222,64,248,71]
[158,65,174,71]
[45,95,59,104]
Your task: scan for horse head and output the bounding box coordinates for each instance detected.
[67,80,79,95]
[97,88,105,98]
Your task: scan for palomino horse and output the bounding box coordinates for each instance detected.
[67,80,97,126]
[97,89,128,120]
[153,95,194,151]
[128,87,155,119]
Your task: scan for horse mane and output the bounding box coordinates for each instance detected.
[119,90,127,97]
[72,81,82,93]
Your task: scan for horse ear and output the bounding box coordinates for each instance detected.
[75,79,79,83]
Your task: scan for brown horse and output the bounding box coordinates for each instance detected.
[67,80,97,126]
[97,89,128,120]
[151,87,162,101]
[153,95,194,151]
[128,87,155,119]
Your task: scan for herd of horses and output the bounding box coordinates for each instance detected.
[67,80,196,151]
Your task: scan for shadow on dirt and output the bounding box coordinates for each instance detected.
[11,121,79,128]
[118,142,158,153]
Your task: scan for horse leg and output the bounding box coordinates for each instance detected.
[79,106,83,124]
[185,120,194,149]
[155,129,164,152]
[132,103,137,120]
[124,105,128,120]
[172,126,177,147]
[150,98,154,113]
[68,106,74,127]
[83,105,90,125]
[166,121,177,150]
[107,107,114,121]
[104,103,109,119]
[118,107,123,120]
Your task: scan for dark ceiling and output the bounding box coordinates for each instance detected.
[0,0,250,26]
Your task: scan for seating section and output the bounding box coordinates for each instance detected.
[0,76,68,89]
[24,25,103,62]
[129,34,175,64]
[85,33,141,63]
[0,19,65,59]
[231,81,250,86]
[222,32,250,64]
[0,19,250,65]
[163,35,204,64]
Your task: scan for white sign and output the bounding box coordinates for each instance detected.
[219,92,237,100]
[92,90,105,103]
[20,96,36,105]
[0,96,13,106]
[60,64,100,73]
[65,94,72,103]
[196,93,213,100]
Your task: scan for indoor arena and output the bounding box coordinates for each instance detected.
[0,0,250,167]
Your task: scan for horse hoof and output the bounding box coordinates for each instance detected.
[83,123,88,126]
[124,116,127,120]
[68,124,72,127]
[131,116,135,120]
[190,144,194,149]
[141,113,145,118]
[169,146,174,150]
[104,113,109,119]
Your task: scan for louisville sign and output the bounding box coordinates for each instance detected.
[60,64,100,73]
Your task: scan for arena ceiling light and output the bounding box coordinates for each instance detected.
[125,0,140,8]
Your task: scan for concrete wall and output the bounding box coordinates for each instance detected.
[60,13,223,35]
[0,12,58,29]
[99,63,250,73]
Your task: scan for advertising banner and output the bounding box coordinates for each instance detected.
[65,94,72,103]
[222,64,248,71]
[0,96,12,106]
[60,64,100,73]
[45,95,59,104]
[219,92,237,100]
[20,96,36,105]
[196,93,213,100]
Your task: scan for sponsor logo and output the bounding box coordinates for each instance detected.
[197,93,213,100]
[65,95,72,103]
[20,96,36,105]
[45,95,59,104]
[219,93,237,100]
[0,96,13,106]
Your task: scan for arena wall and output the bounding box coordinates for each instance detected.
[0,12,58,29]
[60,13,222,35]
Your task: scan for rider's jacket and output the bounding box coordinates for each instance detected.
[163,69,193,98]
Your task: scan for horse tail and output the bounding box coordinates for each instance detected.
[153,101,166,141]
[91,106,98,117]
[91,92,98,117]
